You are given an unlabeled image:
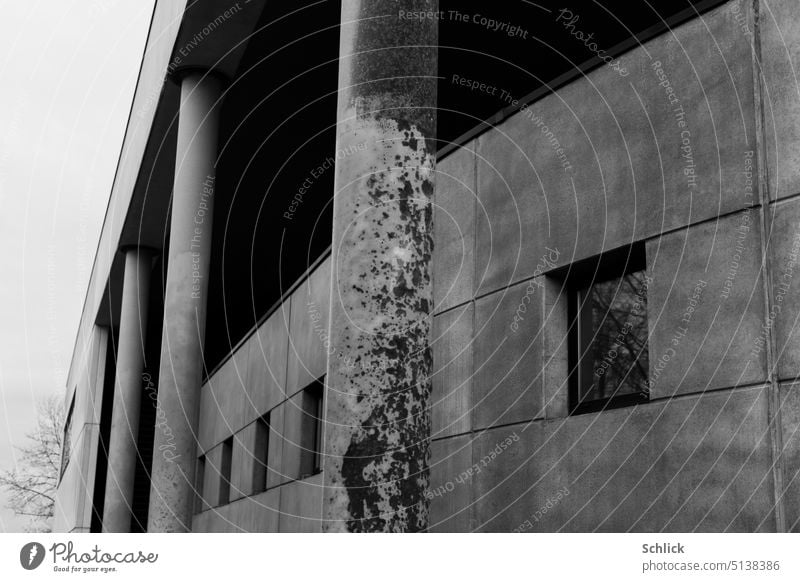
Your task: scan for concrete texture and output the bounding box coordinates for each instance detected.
[287,258,330,396]
[646,211,767,398]
[103,248,153,532]
[278,473,324,533]
[192,488,280,533]
[471,387,775,532]
[429,436,473,532]
[475,2,756,296]
[53,326,108,533]
[281,390,319,481]
[56,0,800,535]
[760,0,800,201]
[149,72,223,533]
[779,382,800,531]
[543,276,570,419]
[321,0,438,532]
[244,304,290,425]
[767,198,800,380]
[473,280,546,429]
[230,422,259,501]
[433,145,476,313]
[431,304,473,439]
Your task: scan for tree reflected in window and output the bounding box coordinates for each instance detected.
[568,251,650,414]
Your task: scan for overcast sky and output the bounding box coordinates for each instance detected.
[0,0,154,532]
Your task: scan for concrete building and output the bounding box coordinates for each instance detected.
[53,0,800,532]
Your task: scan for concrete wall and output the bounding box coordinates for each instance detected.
[192,258,329,532]
[53,326,108,533]
[428,0,798,532]
[59,0,800,533]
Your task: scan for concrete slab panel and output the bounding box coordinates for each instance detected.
[474,2,757,296]
[278,473,323,532]
[760,0,800,200]
[242,305,290,427]
[646,211,767,398]
[287,258,330,395]
[266,403,287,489]
[473,387,775,532]
[434,145,475,313]
[474,281,546,429]
[767,198,800,380]
[432,304,473,438]
[429,435,474,532]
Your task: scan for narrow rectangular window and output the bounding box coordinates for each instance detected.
[59,394,76,482]
[567,244,650,414]
[195,455,206,513]
[253,413,270,493]
[219,437,233,506]
[299,377,324,478]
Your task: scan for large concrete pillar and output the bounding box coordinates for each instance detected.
[321,0,438,532]
[148,72,222,532]
[102,247,152,532]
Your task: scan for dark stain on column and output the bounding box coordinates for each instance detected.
[323,0,438,532]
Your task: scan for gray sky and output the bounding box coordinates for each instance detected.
[0,0,154,532]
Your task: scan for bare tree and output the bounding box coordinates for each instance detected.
[0,395,64,532]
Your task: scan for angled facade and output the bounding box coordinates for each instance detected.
[54,0,800,532]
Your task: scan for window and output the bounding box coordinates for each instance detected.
[252,413,270,493]
[195,455,206,513]
[218,437,233,506]
[567,245,650,414]
[59,394,76,481]
[299,378,324,478]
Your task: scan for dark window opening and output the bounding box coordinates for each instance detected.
[59,394,75,482]
[195,454,206,514]
[91,327,118,532]
[566,244,649,415]
[299,378,324,479]
[218,437,233,507]
[253,413,270,494]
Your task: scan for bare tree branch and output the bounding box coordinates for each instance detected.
[0,395,64,532]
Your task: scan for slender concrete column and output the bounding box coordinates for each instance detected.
[321,0,438,532]
[148,72,222,532]
[102,247,153,532]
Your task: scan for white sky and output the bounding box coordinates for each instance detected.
[0,0,155,532]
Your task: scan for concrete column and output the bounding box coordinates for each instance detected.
[321,0,438,532]
[148,72,222,532]
[102,247,152,532]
